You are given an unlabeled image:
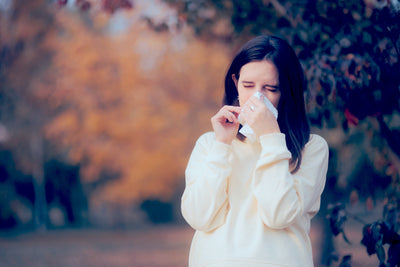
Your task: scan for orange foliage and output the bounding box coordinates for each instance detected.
[44,9,230,205]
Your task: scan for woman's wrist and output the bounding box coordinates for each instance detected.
[215,135,233,145]
[255,123,281,136]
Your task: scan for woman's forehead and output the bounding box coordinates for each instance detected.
[239,61,278,82]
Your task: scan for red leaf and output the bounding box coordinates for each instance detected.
[344,108,359,126]
[102,0,133,14]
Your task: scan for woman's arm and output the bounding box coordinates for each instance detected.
[181,133,231,232]
[251,134,329,229]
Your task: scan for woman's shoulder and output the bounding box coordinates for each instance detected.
[305,134,329,154]
[308,134,328,144]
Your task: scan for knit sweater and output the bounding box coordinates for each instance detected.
[181,132,329,267]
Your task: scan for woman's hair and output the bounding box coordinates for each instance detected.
[223,35,310,173]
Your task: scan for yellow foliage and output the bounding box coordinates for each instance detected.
[43,9,230,205]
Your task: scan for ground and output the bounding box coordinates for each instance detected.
[0,225,192,267]
[0,218,381,267]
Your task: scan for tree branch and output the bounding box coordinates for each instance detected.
[264,0,296,27]
[387,26,400,63]
[377,115,400,158]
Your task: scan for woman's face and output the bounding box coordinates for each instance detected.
[233,60,280,108]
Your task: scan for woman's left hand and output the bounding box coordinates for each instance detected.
[240,95,280,136]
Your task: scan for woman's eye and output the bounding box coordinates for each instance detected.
[263,86,278,92]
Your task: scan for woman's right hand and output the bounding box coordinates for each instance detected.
[211,105,242,144]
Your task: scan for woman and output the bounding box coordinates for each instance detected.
[181,35,329,267]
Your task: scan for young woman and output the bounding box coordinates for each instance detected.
[181,35,329,267]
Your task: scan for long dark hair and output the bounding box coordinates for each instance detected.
[223,35,310,173]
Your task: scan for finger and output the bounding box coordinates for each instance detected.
[218,109,237,123]
[242,100,257,114]
[221,106,241,122]
[240,106,250,119]
[224,110,237,123]
[248,95,264,108]
[223,105,242,116]
[242,104,254,113]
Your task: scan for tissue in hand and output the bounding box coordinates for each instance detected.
[238,92,278,124]
[238,92,278,140]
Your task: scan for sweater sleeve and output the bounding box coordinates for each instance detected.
[181,132,231,232]
[252,133,329,229]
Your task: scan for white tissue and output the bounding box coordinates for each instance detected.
[238,92,278,141]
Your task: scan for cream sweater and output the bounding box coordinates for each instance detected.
[181,132,329,267]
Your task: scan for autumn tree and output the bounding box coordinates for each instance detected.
[1,0,232,227]
[0,0,60,229]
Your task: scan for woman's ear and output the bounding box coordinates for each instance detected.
[232,74,238,88]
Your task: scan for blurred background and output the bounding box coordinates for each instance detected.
[0,0,399,266]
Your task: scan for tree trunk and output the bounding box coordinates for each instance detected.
[31,132,47,230]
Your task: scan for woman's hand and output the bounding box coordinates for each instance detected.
[211,105,242,144]
[240,95,280,136]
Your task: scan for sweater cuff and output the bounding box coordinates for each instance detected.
[207,140,232,162]
[259,133,290,155]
